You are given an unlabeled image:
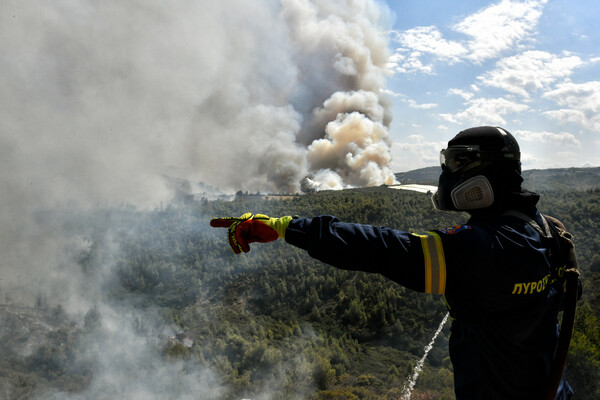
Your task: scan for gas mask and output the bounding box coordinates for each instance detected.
[432,170,494,211]
[432,136,520,211]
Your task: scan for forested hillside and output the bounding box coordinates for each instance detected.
[0,169,599,399]
[396,166,600,191]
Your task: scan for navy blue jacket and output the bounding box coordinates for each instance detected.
[285,210,573,399]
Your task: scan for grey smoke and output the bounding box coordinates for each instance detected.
[0,0,397,307]
[1,0,395,202]
[0,0,396,398]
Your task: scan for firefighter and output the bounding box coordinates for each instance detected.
[211,126,575,399]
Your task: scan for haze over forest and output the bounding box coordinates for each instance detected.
[1,0,599,399]
[1,168,599,399]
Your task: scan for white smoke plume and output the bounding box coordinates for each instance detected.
[0,1,397,397]
[1,0,395,204]
[0,0,397,333]
[306,91,396,189]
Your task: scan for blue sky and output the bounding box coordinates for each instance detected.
[382,0,600,172]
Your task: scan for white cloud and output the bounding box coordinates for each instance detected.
[387,48,435,74]
[455,0,547,62]
[542,81,600,131]
[520,150,600,169]
[448,88,474,101]
[389,0,547,74]
[440,97,528,126]
[543,109,587,128]
[381,88,402,98]
[477,51,583,97]
[407,99,437,109]
[388,26,465,74]
[393,26,468,61]
[513,129,581,146]
[391,135,446,171]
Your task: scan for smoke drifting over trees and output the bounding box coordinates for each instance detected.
[0,1,398,398]
[1,0,395,204]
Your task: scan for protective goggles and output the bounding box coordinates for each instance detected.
[440,145,520,173]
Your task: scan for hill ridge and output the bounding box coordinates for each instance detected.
[395,166,600,191]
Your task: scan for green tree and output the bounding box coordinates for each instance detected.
[567,303,600,399]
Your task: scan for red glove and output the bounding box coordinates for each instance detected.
[210,213,292,254]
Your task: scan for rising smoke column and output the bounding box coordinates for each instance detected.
[283,0,397,190]
[0,0,397,351]
[1,0,395,204]
[0,1,397,397]
[305,90,396,190]
[188,0,398,193]
[0,0,399,311]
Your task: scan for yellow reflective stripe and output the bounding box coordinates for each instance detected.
[414,232,446,294]
[416,234,433,291]
[432,232,446,293]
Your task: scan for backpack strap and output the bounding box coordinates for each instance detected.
[503,209,552,239]
[503,210,559,280]
[503,210,581,400]
[541,215,581,400]
[543,215,579,275]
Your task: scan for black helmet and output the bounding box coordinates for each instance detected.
[432,126,522,211]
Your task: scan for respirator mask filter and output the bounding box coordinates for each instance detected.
[432,170,494,211]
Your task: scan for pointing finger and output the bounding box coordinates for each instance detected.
[210,218,236,228]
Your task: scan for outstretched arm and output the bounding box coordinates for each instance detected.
[210,213,446,294]
[284,215,429,292]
